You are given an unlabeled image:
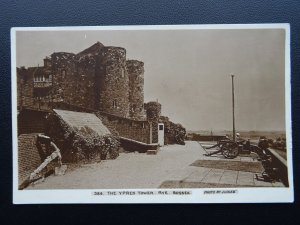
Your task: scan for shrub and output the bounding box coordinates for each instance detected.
[45,113,120,162]
[159,116,186,145]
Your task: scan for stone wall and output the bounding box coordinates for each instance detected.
[18,133,42,185]
[18,110,47,135]
[17,51,99,111]
[17,67,34,109]
[17,43,148,121]
[96,47,129,118]
[51,52,97,109]
[119,138,157,153]
[186,134,226,142]
[97,112,151,144]
[127,60,145,120]
[17,66,54,111]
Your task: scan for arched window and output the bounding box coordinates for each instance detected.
[34,75,40,82]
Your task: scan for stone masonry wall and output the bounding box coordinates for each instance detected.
[51,53,75,104]
[97,112,151,144]
[18,133,42,185]
[65,42,104,109]
[96,47,129,118]
[18,66,56,111]
[17,67,35,109]
[47,52,76,105]
[127,60,145,120]
[17,43,148,121]
[17,68,23,108]
[18,110,47,135]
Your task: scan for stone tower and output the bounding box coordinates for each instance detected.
[95,46,129,118]
[127,60,145,120]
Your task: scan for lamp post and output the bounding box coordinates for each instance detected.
[231,74,236,142]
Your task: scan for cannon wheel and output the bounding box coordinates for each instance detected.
[221,142,239,159]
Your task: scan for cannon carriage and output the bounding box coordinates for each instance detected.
[203,137,283,183]
[203,138,245,159]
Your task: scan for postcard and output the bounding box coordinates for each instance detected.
[11,24,293,203]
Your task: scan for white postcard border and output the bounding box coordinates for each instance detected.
[11,24,293,204]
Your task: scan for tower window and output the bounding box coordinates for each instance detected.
[34,74,51,82]
[159,124,164,130]
[121,68,125,78]
[34,74,50,82]
[113,100,117,108]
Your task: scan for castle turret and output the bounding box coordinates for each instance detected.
[127,60,145,120]
[144,101,162,143]
[51,52,76,70]
[44,57,52,68]
[95,46,129,117]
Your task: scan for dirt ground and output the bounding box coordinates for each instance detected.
[27,141,284,189]
[28,141,203,189]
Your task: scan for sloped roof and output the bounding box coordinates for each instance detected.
[53,109,110,136]
[77,42,104,57]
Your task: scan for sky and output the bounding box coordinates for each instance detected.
[15,28,287,132]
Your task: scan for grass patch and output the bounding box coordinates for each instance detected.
[159,181,255,188]
[190,160,263,173]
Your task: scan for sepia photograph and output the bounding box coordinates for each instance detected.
[11,24,293,203]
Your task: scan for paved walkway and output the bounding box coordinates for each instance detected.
[27,141,284,189]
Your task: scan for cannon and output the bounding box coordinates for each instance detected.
[203,137,282,182]
[204,138,244,159]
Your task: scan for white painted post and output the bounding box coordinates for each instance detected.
[158,123,164,146]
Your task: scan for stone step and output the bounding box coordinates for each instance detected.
[147,149,158,155]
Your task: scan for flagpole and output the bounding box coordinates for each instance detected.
[231,74,236,142]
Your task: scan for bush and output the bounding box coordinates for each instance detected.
[45,113,120,162]
[144,102,161,121]
[159,116,186,145]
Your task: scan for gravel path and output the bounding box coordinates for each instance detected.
[28,141,203,189]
